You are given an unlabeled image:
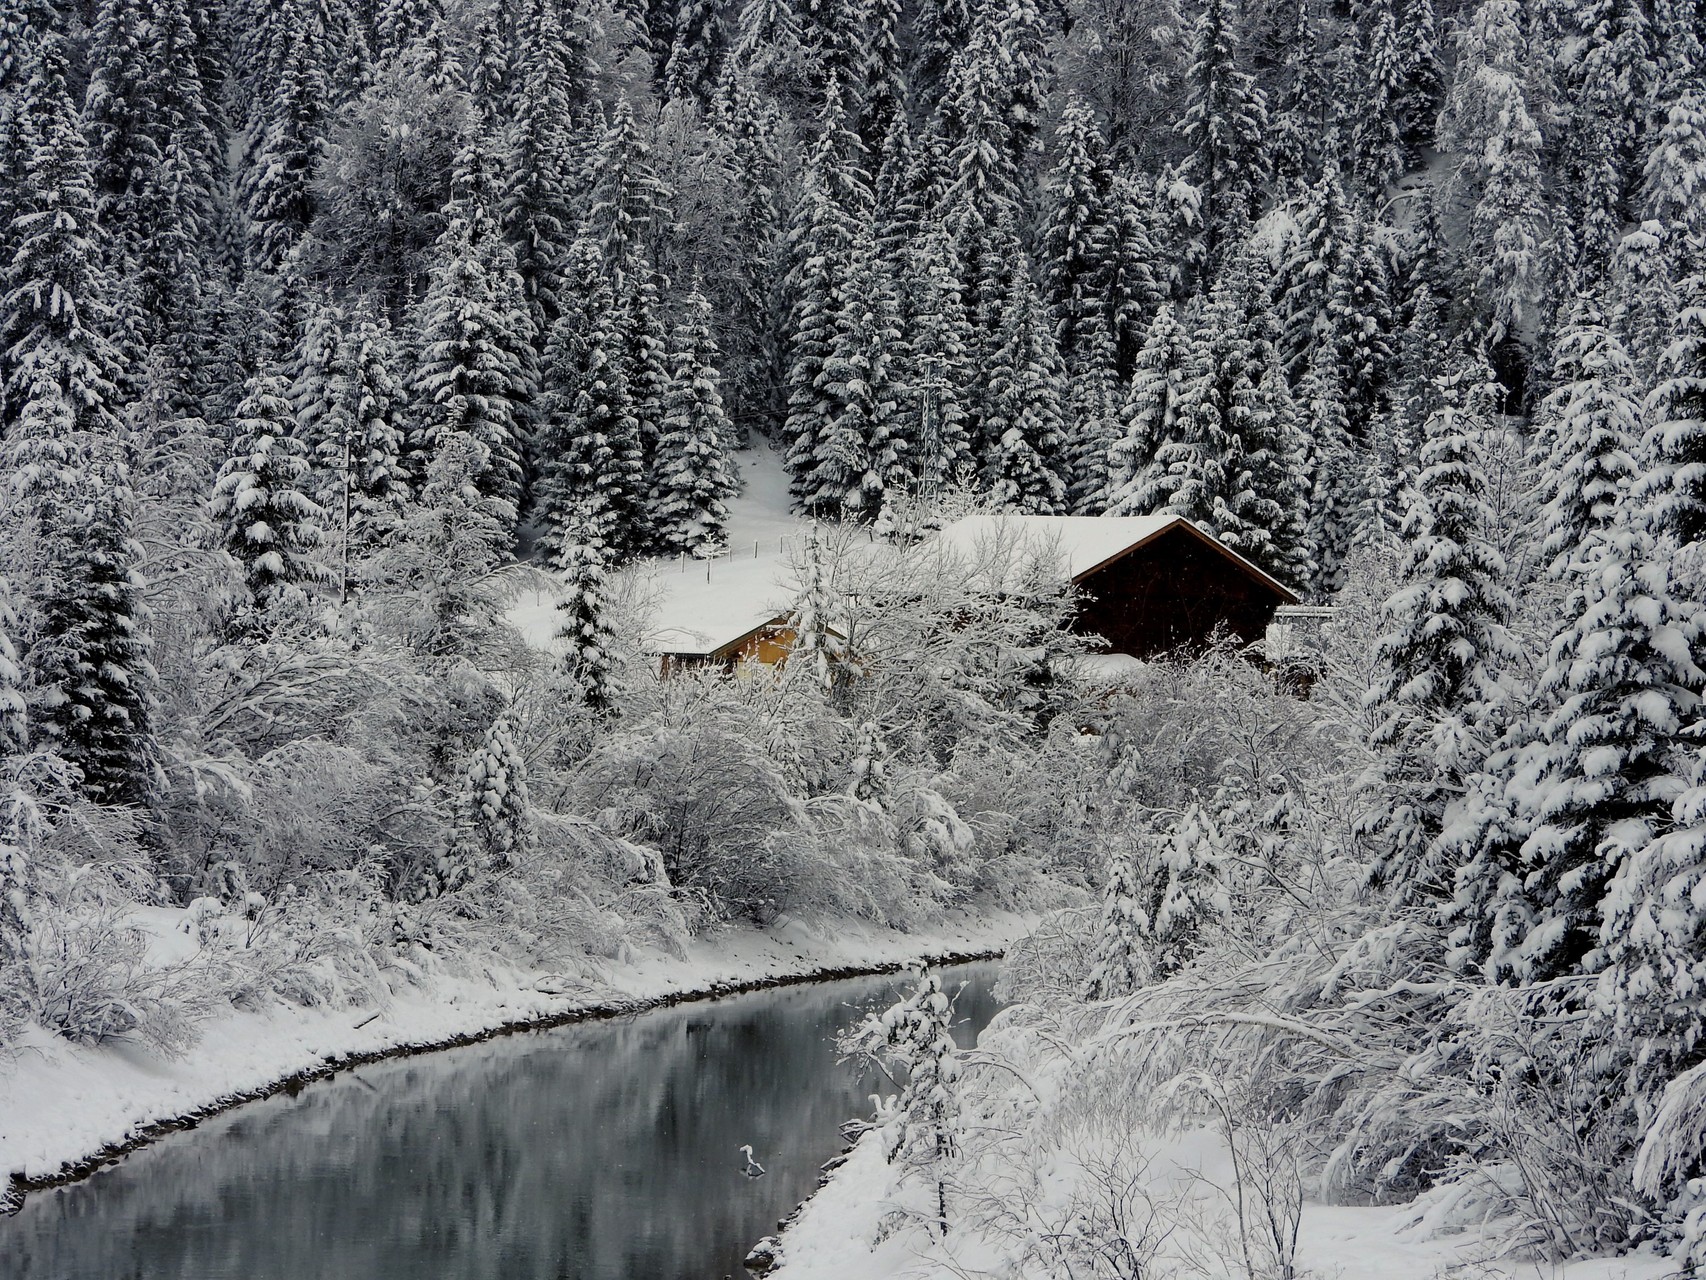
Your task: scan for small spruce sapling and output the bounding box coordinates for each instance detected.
[441,713,536,893]
[1081,834,1146,1000]
[843,968,963,1237]
[554,536,619,715]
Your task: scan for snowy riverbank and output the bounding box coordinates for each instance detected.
[0,908,1031,1196]
[766,1129,1679,1280]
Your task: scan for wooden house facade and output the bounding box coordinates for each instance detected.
[930,514,1298,660]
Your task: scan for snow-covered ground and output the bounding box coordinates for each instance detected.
[0,907,1031,1189]
[767,1130,1679,1280]
[511,441,824,657]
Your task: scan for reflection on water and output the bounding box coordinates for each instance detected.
[4,961,1002,1280]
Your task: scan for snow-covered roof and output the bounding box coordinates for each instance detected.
[927,513,1296,600]
[641,552,796,657]
[639,446,809,658]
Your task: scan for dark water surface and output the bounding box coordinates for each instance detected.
[3,961,1002,1280]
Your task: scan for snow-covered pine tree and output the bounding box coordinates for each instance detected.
[1065,329,1125,514]
[133,0,220,350]
[806,220,906,520]
[789,526,838,696]
[1038,98,1116,378]
[210,371,331,607]
[848,719,890,809]
[585,95,674,295]
[992,0,1053,169]
[654,288,738,556]
[616,262,672,504]
[1265,0,1335,190]
[1360,364,1517,894]
[409,144,534,516]
[846,968,962,1237]
[25,451,161,807]
[1297,353,1358,594]
[1105,173,1167,378]
[1637,284,1706,552]
[1508,508,1704,981]
[1142,800,1232,977]
[290,292,349,483]
[1081,835,1146,1000]
[939,28,1022,235]
[1249,349,1315,590]
[1124,301,1246,536]
[1596,742,1706,1084]
[711,70,787,437]
[894,219,976,498]
[1438,0,1546,348]
[859,0,906,149]
[914,0,977,105]
[1348,0,1408,194]
[783,77,869,507]
[1277,159,1353,379]
[2,32,122,443]
[1395,0,1444,152]
[441,712,535,892]
[1641,83,1706,277]
[244,14,327,272]
[1175,0,1269,282]
[1333,215,1397,435]
[555,535,619,714]
[1277,168,1395,437]
[1136,261,1305,572]
[533,248,648,561]
[1534,307,1642,577]
[1610,223,1679,383]
[341,304,410,555]
[1106,304,1193,516]
[983,236,1068,514]
[84,0,159,275]
[1559,0,1651,289]
[503,0,585,338]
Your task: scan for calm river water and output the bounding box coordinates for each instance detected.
[3,960,1002,1280]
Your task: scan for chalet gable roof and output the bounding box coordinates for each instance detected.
[928,513,1300,603]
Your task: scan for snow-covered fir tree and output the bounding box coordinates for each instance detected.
[1081,835,1146,1000]
[533,241,649,560]
[983,244,1069,514]
[789,525,838,696]
[1535,307,1642,576]
[409,145,534,515]
[844,968,962,1236]
[554,535,619,715]
[3,32,122,443]
[1106,304,1193,517]
[804,220,906,520]
[1638,286,1706,551]
[1360,365,1517,895]
[209,372,330,608]
[440,712,535,893]
[1175,0,1269,281]
[23,452,160,807]
[654,289,738,556]
[1141,800,1232,977]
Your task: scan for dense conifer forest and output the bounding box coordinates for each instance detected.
[3,0,1706,1266]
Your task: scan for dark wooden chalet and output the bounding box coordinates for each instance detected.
[930,514,1299,659]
